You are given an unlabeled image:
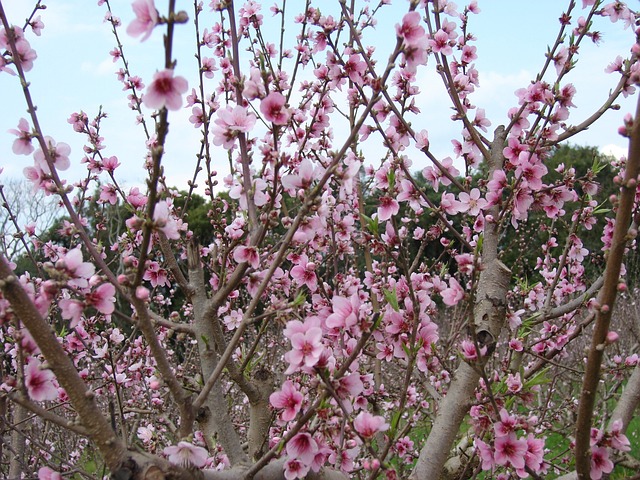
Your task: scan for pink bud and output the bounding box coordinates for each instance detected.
[136,286,150,300]
[606,331,619,344]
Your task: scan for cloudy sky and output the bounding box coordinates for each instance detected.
[0,0,637,192]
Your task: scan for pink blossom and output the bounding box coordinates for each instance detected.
[59,248,96,288]
[8,118,34,155]
[457,188,488,216]
[153,200,180,239]
[136,285,150,300]
[524,434,545,471]
[343,54,367,85]
[460,339,486,361]
[377,195,400,221]
[189,105,205,127]
[288,327,323,369]
[99,184,118,205]
[495,409,518,437]
[244,67,266,100]
[211,106,257,149]
[506,372,522,393]
[290,256,318,292]
[326,295,360,330]
[284,458,310,480]
[59,298,84,328]
[225,217,246,240]
[127,0,158,41]
[334,372,364,401]
[260,91,291,125]
[14,37,37,72]
[143,69,189,111]
[440,192,464,215]
[590,446,614,480]
[461,44,478,64]
[441,277,464,306]
[86,283,116,315]
[473,108,491,132]
[605,55,624,74]
[34,137,71,174]
[494,432,527,469]
[30,15,44,36]
[514,152,547,191]
[608,419,631,451]
[103,155,121,172]
[25,360,58,402]
[233,245,260,268]
[127,187,147,208]
[228,177,269,209]
[415,129,429,150]
[286,432,318,465]
[143,261,170,287]
[38,467,62,480]
[605,330,619,344]
[354,411,389,439]
[396,12,425,46]
[428,29,453,55]
[475,438,495,471]
[164,441,209,468]
[201,56,217,78]
[137,424,155,444]
[270,380,303,421]
[281,158,318,192]
[402,37,428,73]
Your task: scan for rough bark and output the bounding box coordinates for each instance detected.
[188,243,248,466]
[247,368,275,461]
[7,403,27,480]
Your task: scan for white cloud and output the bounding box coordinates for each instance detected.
[601,143,627,160]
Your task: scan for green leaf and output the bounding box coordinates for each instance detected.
[292,290,307,306]
[387,169,395,191]
[389,408,403,437]
[363,214,379,236]
[383,286,399,311]
[524,367,551,388]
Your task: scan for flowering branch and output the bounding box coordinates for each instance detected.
[575,90,640,479]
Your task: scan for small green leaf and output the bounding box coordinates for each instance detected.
[292,290,307,306]
[387,170,395,191]
[383,286,399,311]
[524,367,551,388]
[363,214,379,236]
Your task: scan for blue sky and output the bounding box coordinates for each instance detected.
[0,0,637,191]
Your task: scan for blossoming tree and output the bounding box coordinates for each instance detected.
[1,0,640,479]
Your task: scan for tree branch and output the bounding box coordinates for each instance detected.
[575,93,640,479]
